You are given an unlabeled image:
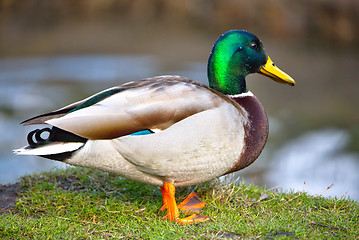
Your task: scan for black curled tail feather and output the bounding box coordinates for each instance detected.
[27,128,51,148]
[24,127,88,161]
[27,127,87,148]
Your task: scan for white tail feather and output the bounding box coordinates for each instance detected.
[14,142,84,156]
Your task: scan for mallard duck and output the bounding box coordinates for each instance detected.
[15,30,295,224]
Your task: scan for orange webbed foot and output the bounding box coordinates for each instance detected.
[176,214,211,225]
[178,192,206,213]
[160,182,210,225]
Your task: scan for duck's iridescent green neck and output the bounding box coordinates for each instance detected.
[207,51,247,95]
[207,30,267,95]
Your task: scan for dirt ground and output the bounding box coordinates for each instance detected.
[0,183,21,214]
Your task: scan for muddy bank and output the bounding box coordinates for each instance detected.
[0,183,21,214]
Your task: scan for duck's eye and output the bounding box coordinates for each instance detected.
[249,41,260,50]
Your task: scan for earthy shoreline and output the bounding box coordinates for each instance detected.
[0,183,21,214]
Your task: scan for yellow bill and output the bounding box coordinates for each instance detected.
[259,56,295,86]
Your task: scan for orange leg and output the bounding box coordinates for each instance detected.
[160,182,210,224]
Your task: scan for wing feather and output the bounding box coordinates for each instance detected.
[21,86,124,125]
[46,77,225,139]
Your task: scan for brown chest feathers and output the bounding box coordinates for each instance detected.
[226,94,269,174]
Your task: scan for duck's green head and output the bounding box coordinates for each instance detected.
[208,30,295,95]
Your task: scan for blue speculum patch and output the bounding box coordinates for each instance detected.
[130,130,154,136]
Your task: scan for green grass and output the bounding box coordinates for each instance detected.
[1,167,358,239]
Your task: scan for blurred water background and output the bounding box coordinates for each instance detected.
[1,0,359,200]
